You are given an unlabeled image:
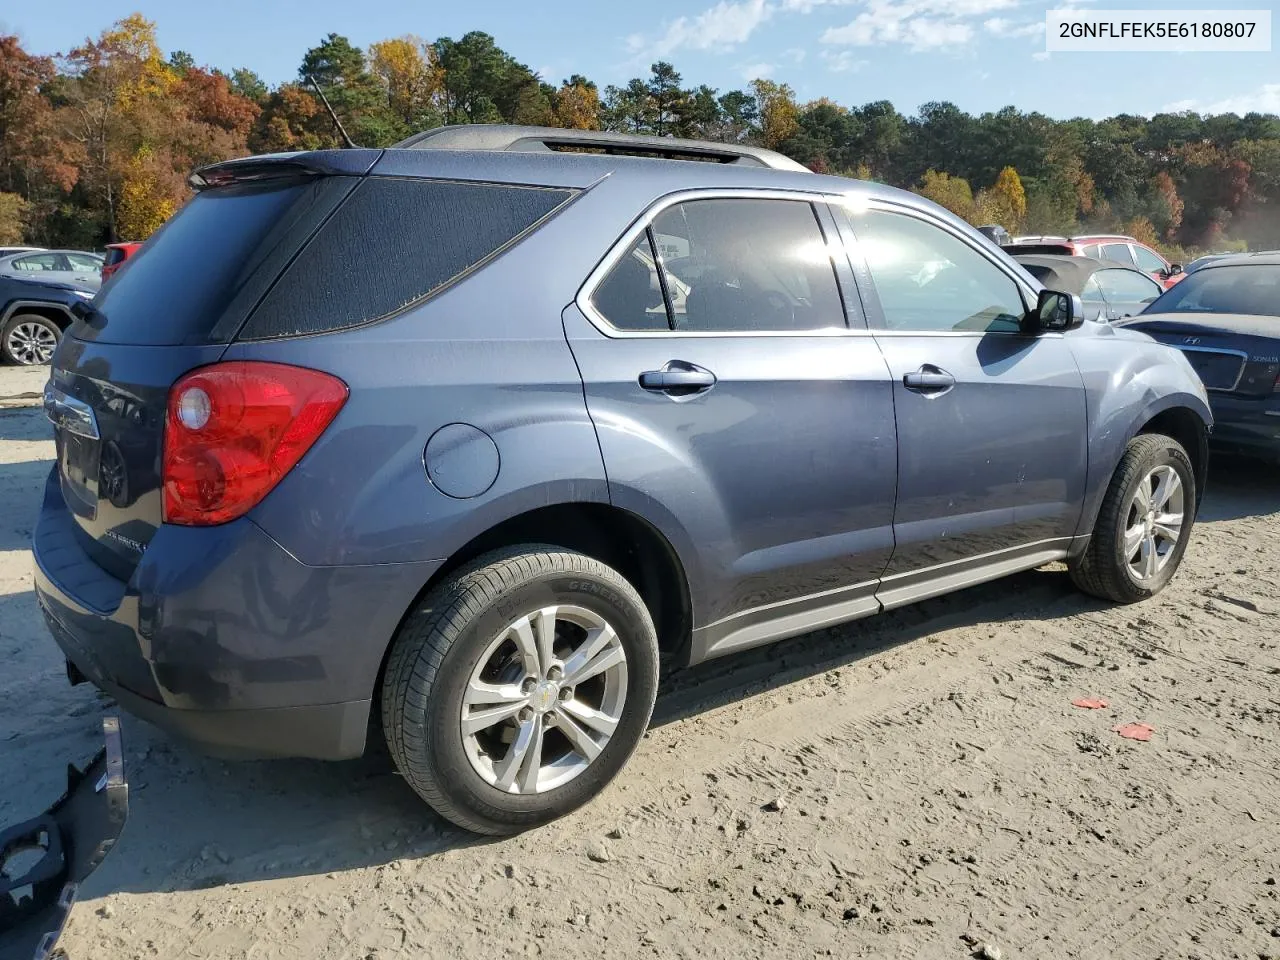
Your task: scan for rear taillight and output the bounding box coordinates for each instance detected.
[163,361,347,525]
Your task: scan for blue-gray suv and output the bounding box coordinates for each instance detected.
[34,126,1212,835]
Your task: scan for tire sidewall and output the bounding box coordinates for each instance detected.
[1112,440,1195,598]
[2,314,61,366]
[418,566,658,830]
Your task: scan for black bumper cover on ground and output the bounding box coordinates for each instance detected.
[0,717,129,960]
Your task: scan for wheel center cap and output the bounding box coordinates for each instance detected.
[531,681,560,713]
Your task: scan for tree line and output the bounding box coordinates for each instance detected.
[2,14,1279,257]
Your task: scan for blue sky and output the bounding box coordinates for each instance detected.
[4,0,1278,120]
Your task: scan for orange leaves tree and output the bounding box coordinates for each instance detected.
[48,14,258,242]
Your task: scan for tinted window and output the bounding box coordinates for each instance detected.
[648,199,845,333]
[1096,268,1161,303]
[244,178,575,340]
[1100,243,1136,266]
[104,248,126,267]
[1132,245,1167,273]
[1146,264,1280,317]
[91,177,357,345]
[1080,244,1101,259]
[591,232,669,332]
[851,209,1026,333]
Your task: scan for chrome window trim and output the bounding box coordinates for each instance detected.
[575,187,863,339]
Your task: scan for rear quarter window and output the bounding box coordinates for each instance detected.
[89,177,357,346]
[239,178,576,340]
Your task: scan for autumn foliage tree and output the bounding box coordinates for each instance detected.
[915,170,977,221]
[2,19,1280,254]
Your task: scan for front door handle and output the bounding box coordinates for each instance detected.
[902,365,956,395]
[639,361,716,396]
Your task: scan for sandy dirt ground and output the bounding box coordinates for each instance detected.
[2,362,1278,960]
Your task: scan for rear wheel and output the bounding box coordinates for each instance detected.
[1070,433,1195,603]
[2,314,61,365]
[381,546,659,835]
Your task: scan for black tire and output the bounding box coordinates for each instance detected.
[381,546,659,835]
[1070,433,1196,603]
[1,313,61,365]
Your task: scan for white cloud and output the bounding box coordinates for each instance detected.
[823,13,972,50]
[822,49,869,72]
[741,61,776,79]
[821,0,1018,51]
[1162,83,1280,115]
[984,17,1045,39]
[644,0,774,56]
[783,47,808,63]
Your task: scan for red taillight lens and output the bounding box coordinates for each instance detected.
[163,361,348,525]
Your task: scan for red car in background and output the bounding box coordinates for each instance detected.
[100,241,142,281]
[1003,234,1185,288]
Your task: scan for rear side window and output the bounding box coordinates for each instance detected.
[654,198,845,333]
[1100,243,1136,267]
[91,177,356,346]
[591,232,670,332]
[104,248,125,267]
[241,178,575,340]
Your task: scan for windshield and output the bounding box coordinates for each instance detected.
[1145,264,1280,317]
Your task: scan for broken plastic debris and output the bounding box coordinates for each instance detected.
[1072,697,1109,709]
[1113,722,1154,741]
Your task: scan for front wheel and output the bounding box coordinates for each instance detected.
[2,314,61,365]
[381,546,659,835]
[1070,433,1196,603]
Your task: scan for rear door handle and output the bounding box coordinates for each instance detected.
[902,365,955,395]
[639,361,716,396]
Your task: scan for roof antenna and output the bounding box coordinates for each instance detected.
[306,73,357,149]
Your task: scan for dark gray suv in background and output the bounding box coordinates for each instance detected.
[35,126,1211,835]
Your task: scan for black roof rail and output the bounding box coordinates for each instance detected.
[391,124,810,172]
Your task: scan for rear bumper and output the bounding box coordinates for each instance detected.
[1208,394,1280,461]
[32,468,443,760]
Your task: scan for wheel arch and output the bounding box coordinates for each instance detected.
[372,501,695,718]
[1,300,76,330]
[1136,403,1209,509]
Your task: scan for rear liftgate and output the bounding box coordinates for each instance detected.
[0,717,129,960]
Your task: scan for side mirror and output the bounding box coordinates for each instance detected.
[1167,263,1182,275]
[1030,289,1084,332]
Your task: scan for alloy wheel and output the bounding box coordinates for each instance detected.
[6,321,57,365]
[461,604,629,795]
[1124,464,1185,581]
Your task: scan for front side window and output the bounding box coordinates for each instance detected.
[850,209,1027,333]
[1082,275,1106,304]
[650,198,846,333]
[1096,268,1162,303]
[1132,245,1167,274]
[1100,243,1137,267]
[66,252,103,270]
